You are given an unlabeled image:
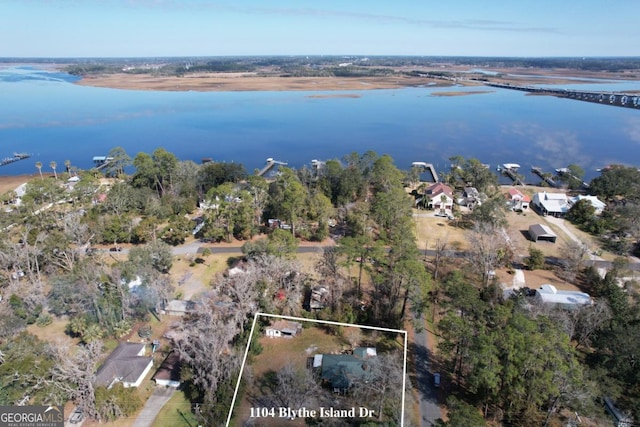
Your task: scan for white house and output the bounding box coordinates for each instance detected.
[423,182,454,214]
[505,188,531,211]
[532,192,569,217]
[569,195,606,215]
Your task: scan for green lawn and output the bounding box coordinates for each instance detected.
[151,391,199,427]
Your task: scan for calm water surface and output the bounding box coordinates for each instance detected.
[1,66,640,183]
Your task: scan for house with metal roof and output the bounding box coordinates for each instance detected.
[534,284,592,310]
[569,195,607,215]
[528,224,557,243]
[532,192,569,217]
[265,320,303,338]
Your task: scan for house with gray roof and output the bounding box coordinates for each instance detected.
[95,342,153,389]
[532,192,569,217]
[313,347,377,393]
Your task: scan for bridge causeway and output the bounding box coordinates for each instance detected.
[485,82,640,110]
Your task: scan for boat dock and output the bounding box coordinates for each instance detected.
[0,153,30,167]
[412,162,440,182]
[257,158,288,177]
[531,166,558,187]
[499,164,525,185]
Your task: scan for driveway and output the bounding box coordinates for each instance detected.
[412,319,442,426]
[132,386,176,427]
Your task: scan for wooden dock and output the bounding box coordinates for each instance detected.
[531,166,558,187]
[501,167,525,185]
[257,158,288,177]
[412,162,440,182]
[0,153,30,168]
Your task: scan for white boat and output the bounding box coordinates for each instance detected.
[502,163,520,170]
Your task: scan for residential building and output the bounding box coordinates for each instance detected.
[505,187,531,211]
[313,347,377,393]
[265,320,303,338]
[94,343,154,389]
[534,284,592,310]
[569,195,606,215]
[422,182,454,214]
[152,351,182,388]
[532,192,569,217]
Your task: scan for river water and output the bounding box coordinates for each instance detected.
[1,66,639,183]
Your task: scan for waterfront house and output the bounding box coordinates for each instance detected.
[423,182,454,214]
[569,195,606,215]
[532,192,569,217]
[95,342,154,389]
[458,187,482,209]
[505,188,531,211]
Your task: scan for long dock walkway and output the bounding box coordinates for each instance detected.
[531,166,558,187]
[257,158,288,177]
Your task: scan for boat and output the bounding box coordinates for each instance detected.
[502,163,520,170]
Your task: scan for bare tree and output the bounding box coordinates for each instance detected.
[269,363,319,413]
[50,340,103,421]
[465,222,509,288]
[559,240,590,282]
[352,352,404,422]
[432,238,450,281]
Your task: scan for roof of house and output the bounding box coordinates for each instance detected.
[425,182,454,198]
[320,354,371,390]
[152,351,181,383]
[95,343,153,387]
[507,188,531,202]
[570,195,606,210]
[319,347,377,389]
[164,300,195,313]
[536,284,592,307]
[269,320,302,334]
[533,192,569,214]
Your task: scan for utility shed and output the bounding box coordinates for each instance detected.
[528,223,557,243]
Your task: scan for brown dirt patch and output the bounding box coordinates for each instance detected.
[414,212,469,251]
[75,73,453,92]
[0,174,40,194]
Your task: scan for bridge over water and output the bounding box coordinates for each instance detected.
[485,82,640,110]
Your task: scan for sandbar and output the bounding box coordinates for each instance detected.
[430,90,494,97]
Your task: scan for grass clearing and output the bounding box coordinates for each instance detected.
[151,391,199,427]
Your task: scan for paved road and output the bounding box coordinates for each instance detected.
[132,386,176,427]
[412,319,442,426]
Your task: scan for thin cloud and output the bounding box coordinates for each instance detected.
[95,0,561,34]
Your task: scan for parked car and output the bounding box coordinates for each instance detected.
[433,372,441,388]
[69,408,84,424]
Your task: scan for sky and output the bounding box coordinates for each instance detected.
[1,0,639,58]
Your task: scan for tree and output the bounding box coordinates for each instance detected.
[104,146,132,177]
[265,168,307,237]
[352,352,405,422]
[559,240,589,282]
[64,159,72,177]
[50,161,57,179]
[35,161,43,179]
[526,246,545,270]
[264,363,319,414]
[589,164,640,201]
[566,198,596,226]
[51,340,103,421]
[465,222,509,288]
[437,396,487,427]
